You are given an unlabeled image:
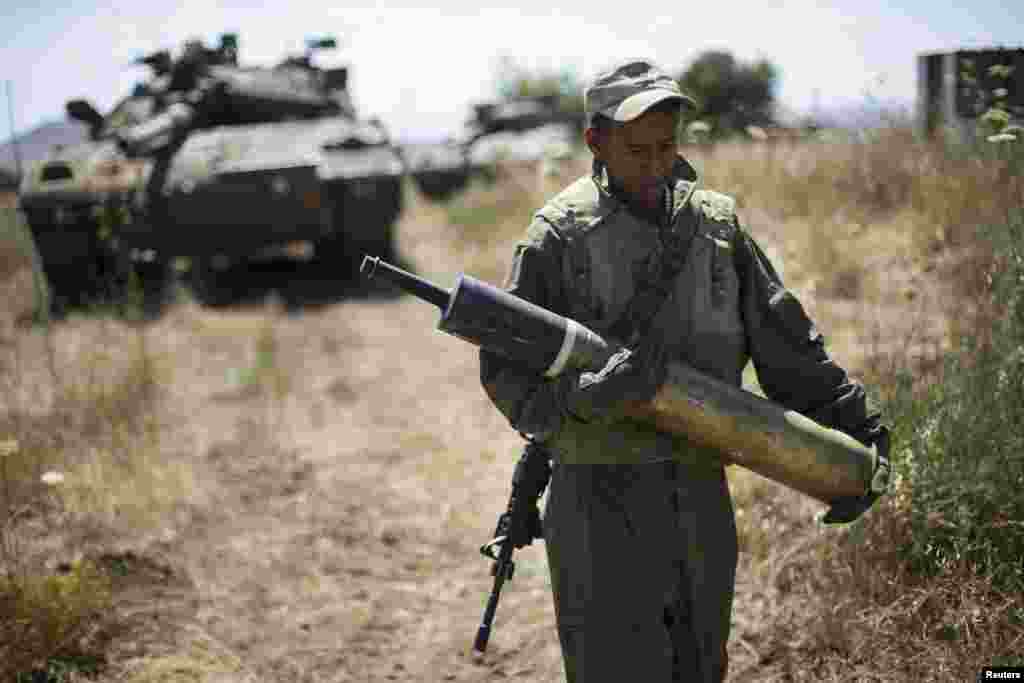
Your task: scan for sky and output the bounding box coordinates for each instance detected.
[2,1,1023,142]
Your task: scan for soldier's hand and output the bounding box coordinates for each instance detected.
[566,339,669,423]
[502,506,544,549]
[822,426,892,525]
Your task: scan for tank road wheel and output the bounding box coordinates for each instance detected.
[124,251,175,318]
[21,208,122,314]
[312,231,359,279]
[187,255,235,307]
[411,167,470,202]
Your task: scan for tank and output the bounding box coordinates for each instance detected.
[17,33,468,310]
[459,94,584,168]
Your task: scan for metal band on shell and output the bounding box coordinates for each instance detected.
[543,319,579,378]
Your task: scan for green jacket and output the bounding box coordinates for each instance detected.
[480,157,879,465]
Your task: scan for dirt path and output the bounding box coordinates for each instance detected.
[154,296,561,682]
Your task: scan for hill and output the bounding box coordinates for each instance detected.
[0,118,90,178]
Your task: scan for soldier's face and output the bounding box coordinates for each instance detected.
[587,109,679,212]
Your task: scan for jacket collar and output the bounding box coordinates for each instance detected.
[591,155,699,225]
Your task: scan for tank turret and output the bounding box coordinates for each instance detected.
[457,93,583,169]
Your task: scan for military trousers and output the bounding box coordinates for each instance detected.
[543,459,737,683]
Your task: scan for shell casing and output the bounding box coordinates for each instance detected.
[624,362,876,504]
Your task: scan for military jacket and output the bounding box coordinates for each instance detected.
[480,157,879,465]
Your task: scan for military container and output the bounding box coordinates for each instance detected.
[917,47,1024,140]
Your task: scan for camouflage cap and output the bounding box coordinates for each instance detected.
[584,59,695,127]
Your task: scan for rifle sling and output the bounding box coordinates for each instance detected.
[606,192,696,345]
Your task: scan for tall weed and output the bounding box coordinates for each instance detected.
[690,129,1023,302]
[0,317,185,679]
[891,204,1024,592]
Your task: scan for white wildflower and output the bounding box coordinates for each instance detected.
[988,132,1018,144]
[41,471,65,486]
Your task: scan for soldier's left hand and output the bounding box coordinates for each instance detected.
[822,426,892,525]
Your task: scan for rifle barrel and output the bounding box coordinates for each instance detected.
[360,256,451,311]
[474,546,513,653]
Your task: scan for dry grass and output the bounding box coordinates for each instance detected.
[0,314,200,680]
[689,130,1022,308]
[116,627,256,683]
[0,207,48,329]
[0,291,306,680]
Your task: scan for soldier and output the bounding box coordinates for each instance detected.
[479,58,890,682]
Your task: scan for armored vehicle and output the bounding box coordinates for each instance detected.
[459,94,583,167]
[18,33,465,309]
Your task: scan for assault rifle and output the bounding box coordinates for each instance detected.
[473,441,551,653]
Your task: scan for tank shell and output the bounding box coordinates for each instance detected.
[624,362,876,503]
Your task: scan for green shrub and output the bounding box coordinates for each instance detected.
[0,559,112,681]
[888,203,1024,592]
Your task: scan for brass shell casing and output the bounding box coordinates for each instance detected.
[624,362,876,504]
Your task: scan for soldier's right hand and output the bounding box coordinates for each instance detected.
[566,339,669,423]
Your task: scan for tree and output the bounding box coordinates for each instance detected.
[677,50,778,138]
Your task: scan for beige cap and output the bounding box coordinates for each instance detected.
[584,59,695,126]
